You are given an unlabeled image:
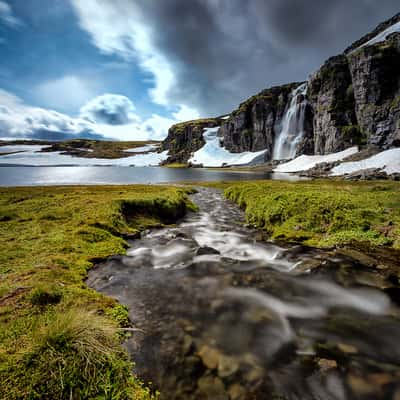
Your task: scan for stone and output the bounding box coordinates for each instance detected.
[318,358,338,373]
[196,246,221,256]
[197,376,228,400]
[217,355,240,378]
[198,345,220,369]
[228,384,246,400]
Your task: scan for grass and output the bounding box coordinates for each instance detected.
[161,162,188,168]
[0,184,194,399]
[220,180,400,249]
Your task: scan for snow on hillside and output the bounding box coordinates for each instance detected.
[355,21,400,51]
[189,127,266,167]
[331,148,400,176]
[0,145,168,166]
[274,147,359,173]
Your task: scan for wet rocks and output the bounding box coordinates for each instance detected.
[196,246,220,256]
[88,188,400,400]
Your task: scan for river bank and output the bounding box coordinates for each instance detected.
[89,186,400,399]
[1,180,399,399]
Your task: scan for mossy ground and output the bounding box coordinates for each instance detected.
[0,185,194,399]
[220,180,400,249]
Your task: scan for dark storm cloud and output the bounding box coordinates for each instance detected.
[133,0,399,115]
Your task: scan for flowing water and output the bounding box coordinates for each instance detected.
[88,188,400,400]
[273,83,309,160]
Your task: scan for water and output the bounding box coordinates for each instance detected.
[273,83,309,160]
[0,166,300,186]
[88,188,400,400]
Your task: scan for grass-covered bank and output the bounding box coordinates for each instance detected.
[221,180,400,249]
[0,185,194,399]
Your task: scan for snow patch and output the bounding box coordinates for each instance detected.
[354,21,400,51]
[125,144,159,153]
[274,147,359,173]
[189,127,266,167]
[0,145,168,166]
[331,148,400,176]
[0,144,50,153]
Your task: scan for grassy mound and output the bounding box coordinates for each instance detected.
[224,180,400,249]
[0,185,194,399]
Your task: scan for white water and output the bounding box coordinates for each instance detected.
[273,83,308,160]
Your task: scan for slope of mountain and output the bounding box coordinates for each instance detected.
[161,13,400,166]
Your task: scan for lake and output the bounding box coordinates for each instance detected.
[0,166,300,186]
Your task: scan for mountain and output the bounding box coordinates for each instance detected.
[161,13,400,165]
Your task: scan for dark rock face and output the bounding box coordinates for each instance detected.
[161,118,221,164]
[161,14,400,165]
[219,83,303,160]
[308,55,359,154]
[347,33,400,148]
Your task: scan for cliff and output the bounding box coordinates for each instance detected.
[161,118,222,164]
[161,14,400,164]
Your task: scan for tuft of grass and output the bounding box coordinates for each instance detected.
[0,184,193,399]
[29,285,62,307]
[222,180,400,249]
[1,309,156,399]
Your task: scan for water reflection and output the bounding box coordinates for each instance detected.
[0,166,302,186]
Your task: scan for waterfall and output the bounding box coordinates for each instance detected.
[273,82,308,160]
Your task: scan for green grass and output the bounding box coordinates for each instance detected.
[222,180,400,249]
[0,185,194,399]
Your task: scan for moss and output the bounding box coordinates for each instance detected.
[340,125,367,145]
[223,180,400,250]
[0,184,193,399]
[170,118,220,133]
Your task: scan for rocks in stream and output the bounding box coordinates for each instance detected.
[88,188,400,400]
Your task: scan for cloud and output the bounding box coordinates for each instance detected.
[0,89,195,141]
[70,0,400,116]
[35,75,97,113]
[70,0,175,107]
[0,89,103,140]
[80,94,139,125]
[0,1,21,27]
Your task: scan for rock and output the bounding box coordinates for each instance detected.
[228,384,246,400]
[161,117,222,164]
[317,358,338,373]
[337,343,358,354]
[183,334,194,355]
[160,13,400,170]
[196,246,221,256]
[217,354,240,378]
[198,345,220,369]
[308,54,360,154]
[197,376,228,400]
[343,168,388,180]
[219,82,312,161]
[347,31,400,149]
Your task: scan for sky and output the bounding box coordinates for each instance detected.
[0,0,398,141]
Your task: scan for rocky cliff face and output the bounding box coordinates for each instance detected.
[219,83,304,160]
[348,33,400,148]
[161,13,400,164]
[160,118,222,164]
[308,55,360,154]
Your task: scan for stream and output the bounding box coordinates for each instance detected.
[88,188,400,400]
